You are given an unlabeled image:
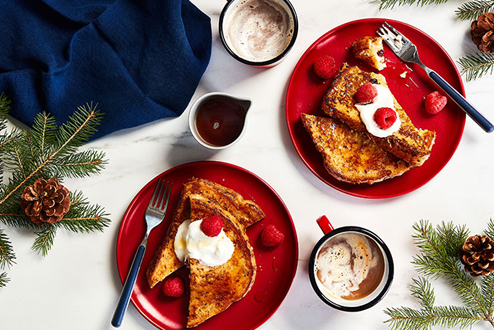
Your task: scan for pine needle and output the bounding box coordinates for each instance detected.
[0,228,16,269]
[456,0,494,20]
[458,52,494,81]
[0,272,9,288]
[373,0,450,10]
[33,225,57,257]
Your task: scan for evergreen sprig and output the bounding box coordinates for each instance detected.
[374,0,449,10]
[458,52,494,81]
[384,220,494,329]
[0,99,110,284]
[456,0,494,20]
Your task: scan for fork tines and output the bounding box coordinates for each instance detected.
[149,179,171,210]
[377,22,409,52]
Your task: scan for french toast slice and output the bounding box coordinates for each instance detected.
[145,186,189,289]
[301,113,411,184]
[322,64,436,166]
[351,36,386,71]
[180,177,265,228]
[146,178,265,289]
[187,197,256,328]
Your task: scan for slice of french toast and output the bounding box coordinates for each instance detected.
[187,197,256,328]
[146,178,264,289]
[351,36,386,71]
[322,64,436,166]
[301,113,411,184]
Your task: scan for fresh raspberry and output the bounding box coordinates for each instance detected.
[313,55,336,80]
[162,277,185,298]
[200,215,223,237]
[354,82,378,104]
[374,107,397,129]
[261,224,284,247]
[424,91,447,114]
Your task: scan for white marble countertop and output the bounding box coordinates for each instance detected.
[2,0,494,329]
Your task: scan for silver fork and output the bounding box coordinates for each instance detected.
[111,178,172,328]
[377,21,494,133]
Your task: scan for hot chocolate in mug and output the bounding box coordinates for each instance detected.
[219,0,298,67]
[309,216,394,311]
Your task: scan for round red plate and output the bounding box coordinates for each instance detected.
[116,161,298,330]
[286,18,465,198]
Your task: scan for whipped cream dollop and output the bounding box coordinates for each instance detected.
[174,219,235,267]
[355,84,401,138]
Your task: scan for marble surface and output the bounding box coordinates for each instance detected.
[2,0,494,329]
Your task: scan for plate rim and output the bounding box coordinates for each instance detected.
[115,160,299,330]
[285,17,466,199]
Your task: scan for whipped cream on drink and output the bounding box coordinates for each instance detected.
[174,219,235,267]
[223,0,294,62]
[355,84,401,138]
[315,232,385,300]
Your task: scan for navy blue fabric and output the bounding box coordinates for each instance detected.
[0,0,212,140]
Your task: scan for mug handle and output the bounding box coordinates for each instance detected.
[316,215,334,235]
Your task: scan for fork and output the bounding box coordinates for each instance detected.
[111,179,172,328]
[377,22,494,133]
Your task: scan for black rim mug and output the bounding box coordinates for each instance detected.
[308,216,394,312]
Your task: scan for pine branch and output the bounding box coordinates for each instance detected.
[0,102,109,260]
[458,52,494,81]
[481,273,494,316]
[57,190,110,234]
[0,93,10,114]
[385,220,494,329]
[385,305,484,330]
[0,272,9,288]
[0,228,15,269]
[411,277,435,310]
[456,0,494,20]
[373,0,450,10]
[484,218,494,239]
[29,191,110,255]
[47,150,107,178]
[33,224,57,257]
[0,105,104,207]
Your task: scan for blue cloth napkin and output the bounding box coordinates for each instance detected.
[0,0,212,140]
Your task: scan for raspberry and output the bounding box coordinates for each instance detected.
[313,55,336,80]
[374,107,397,129]
[162,277,185,298]
[355,82,378,104]
[424,91,447,114]
[261,224,284,247]
[200,215,223,237]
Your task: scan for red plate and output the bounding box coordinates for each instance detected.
[286,18,465,198]
[116,161,298,330]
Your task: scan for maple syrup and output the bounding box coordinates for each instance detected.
[195,95,248,147]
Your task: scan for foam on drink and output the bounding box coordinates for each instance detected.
[315,232,385,301]
[223,0,294,63]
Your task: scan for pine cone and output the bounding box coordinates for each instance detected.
[459,234,494,277]
[20,178,70,225]
[471,12,494,53]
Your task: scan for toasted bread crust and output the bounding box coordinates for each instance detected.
[181,178,265,228]
[322,64,436,166]
[146,191,189,289]
[146,178,265,289]
[351,36,386,71]
[187,197,256,328]
[302,113,411,184]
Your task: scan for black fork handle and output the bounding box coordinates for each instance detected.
[428,70,494,133]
